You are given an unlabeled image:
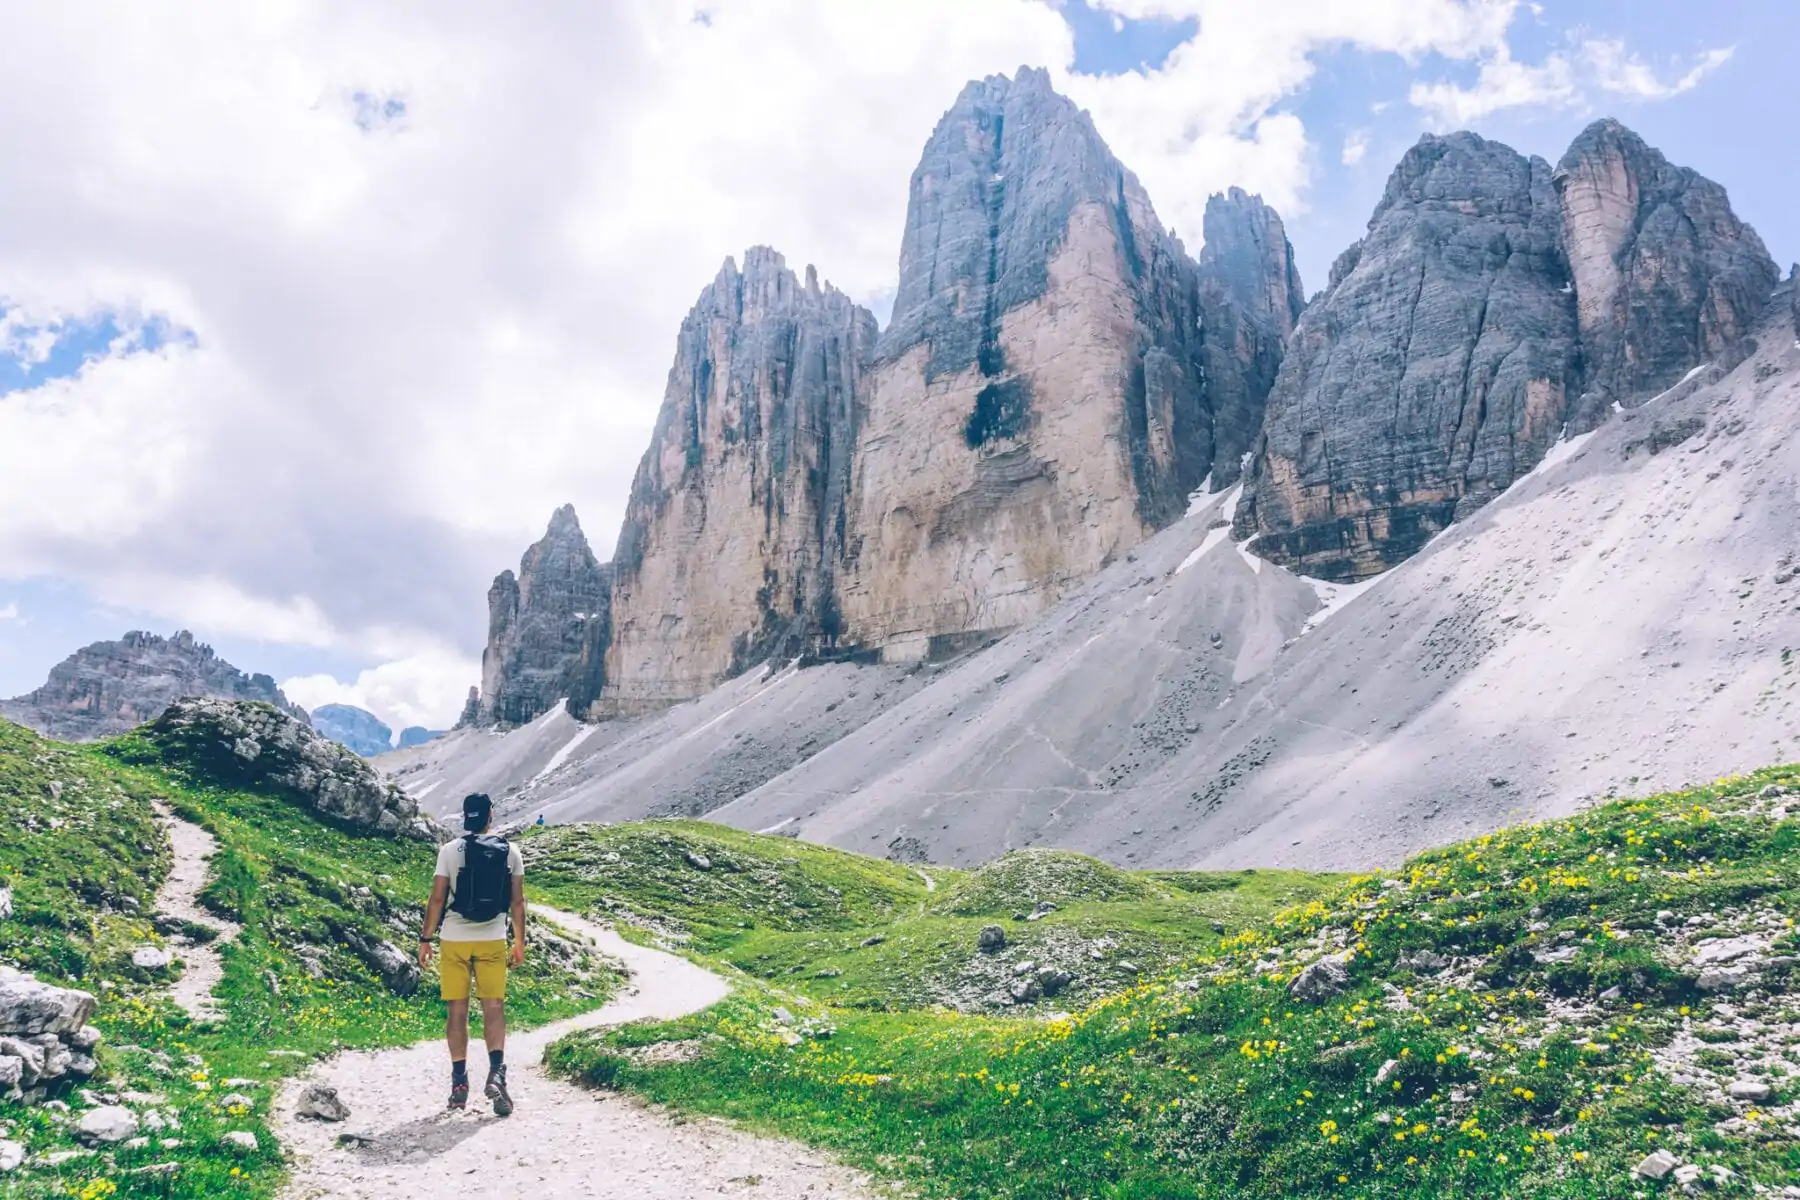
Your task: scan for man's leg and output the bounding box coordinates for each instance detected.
[473,943,513,1116]
[479,997,506,1054]
[446,998,471,1060]
[441,941,474,1110]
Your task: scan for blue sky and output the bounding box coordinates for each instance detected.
[0,1,1790,728]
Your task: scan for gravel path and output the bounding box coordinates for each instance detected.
[152,801,238,1022]
[274,905,876,1199]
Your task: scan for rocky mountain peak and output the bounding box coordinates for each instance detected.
[0,630,307,742]
[310,703,393,757]
[600,246,877,713]
[471,505,611,727]
[1196,187,1306,487]
[1554,117,1777,424]
[836,68,1300,659]
[1237,118,1776,581]
[1200,187,1305,339]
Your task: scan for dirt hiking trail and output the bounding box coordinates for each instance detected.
[274,904,875,1199]
[152,802,239,1022]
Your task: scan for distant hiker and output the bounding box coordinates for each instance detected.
[419,793,526,1115]
[535,813,545,827]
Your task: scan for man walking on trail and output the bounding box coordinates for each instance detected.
[419,793,526,1115]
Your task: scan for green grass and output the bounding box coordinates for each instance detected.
[546,767,1800,1199]
[523,823,1334,1015]
[0,718,620,1200]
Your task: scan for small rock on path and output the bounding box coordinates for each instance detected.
[274,905,874,1200]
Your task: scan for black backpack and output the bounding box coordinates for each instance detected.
[449,834,512,923]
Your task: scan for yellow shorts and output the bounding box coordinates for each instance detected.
[439,940,508,1001]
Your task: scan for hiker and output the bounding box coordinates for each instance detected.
[419,793,526,1115]
[535,813,545,827]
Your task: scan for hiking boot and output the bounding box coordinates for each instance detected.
[485,1065,513,1117]
[448,1080,469,1110]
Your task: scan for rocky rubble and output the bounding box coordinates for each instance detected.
[142,698,436,839]
[0,969,101,1103]
[0,630,308,742]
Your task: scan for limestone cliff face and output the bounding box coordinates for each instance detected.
[1238,121,1776,581]
[598,249,878,713]
[836,68,1294,658]
[471,505,610,727]
[0,630,307,742]
[1234,132,1577,581]
[1555,119,1778,426]
[1196,187,1306,489]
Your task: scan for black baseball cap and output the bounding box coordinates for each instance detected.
[462,793,493,832]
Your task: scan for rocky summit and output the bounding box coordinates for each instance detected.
[0,630,307,743]
[469,504,611,727]
[1237,120,1776,581]
[836,67,1299,659]
[600,248,879,715]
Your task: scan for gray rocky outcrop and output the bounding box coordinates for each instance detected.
[1238,120,1777,580]
[1235,131,1578,580]
[600,248,878,713]
[0,630,307,742]
[142,698,434,839]
[837,67,1299,656]
[309,704,393,757]
[1555,119,1778,426]
[469,505,612,726]
[0,969,99,1099]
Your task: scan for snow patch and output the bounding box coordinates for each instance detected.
[532,721,603,784]
[1517,426,1597,489]
[1301,575,1381,635]
[1183,472,1214,515]
[1640,360,1711,407]
[1177,485,1243,574]
[411,779,442,799]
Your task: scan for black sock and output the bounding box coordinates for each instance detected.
[488,1049,504,1071]
[451,1060,468,1085]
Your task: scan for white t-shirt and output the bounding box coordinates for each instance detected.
[434,835,524,942]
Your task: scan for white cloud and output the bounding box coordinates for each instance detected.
[1342,129,1370,166]
[1409,37,1733,127]
[283,644,476,733]
[0,1,1711,706]
[0,602,20,624]
[1068,0,1520,224]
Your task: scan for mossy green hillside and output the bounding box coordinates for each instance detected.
[524,825,1334,1015]
[548,767,1800,1199]
[0,718,620,1200]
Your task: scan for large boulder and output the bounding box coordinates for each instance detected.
[0,974,95,1036]
[139,699,436,839]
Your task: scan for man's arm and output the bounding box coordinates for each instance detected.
[420,875,449,967]
[508,874,527,968]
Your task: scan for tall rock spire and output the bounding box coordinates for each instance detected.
[598,248,878,713]
[472,504,610,726]
[1554,118,1778,426]
[836,67,1295,659]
